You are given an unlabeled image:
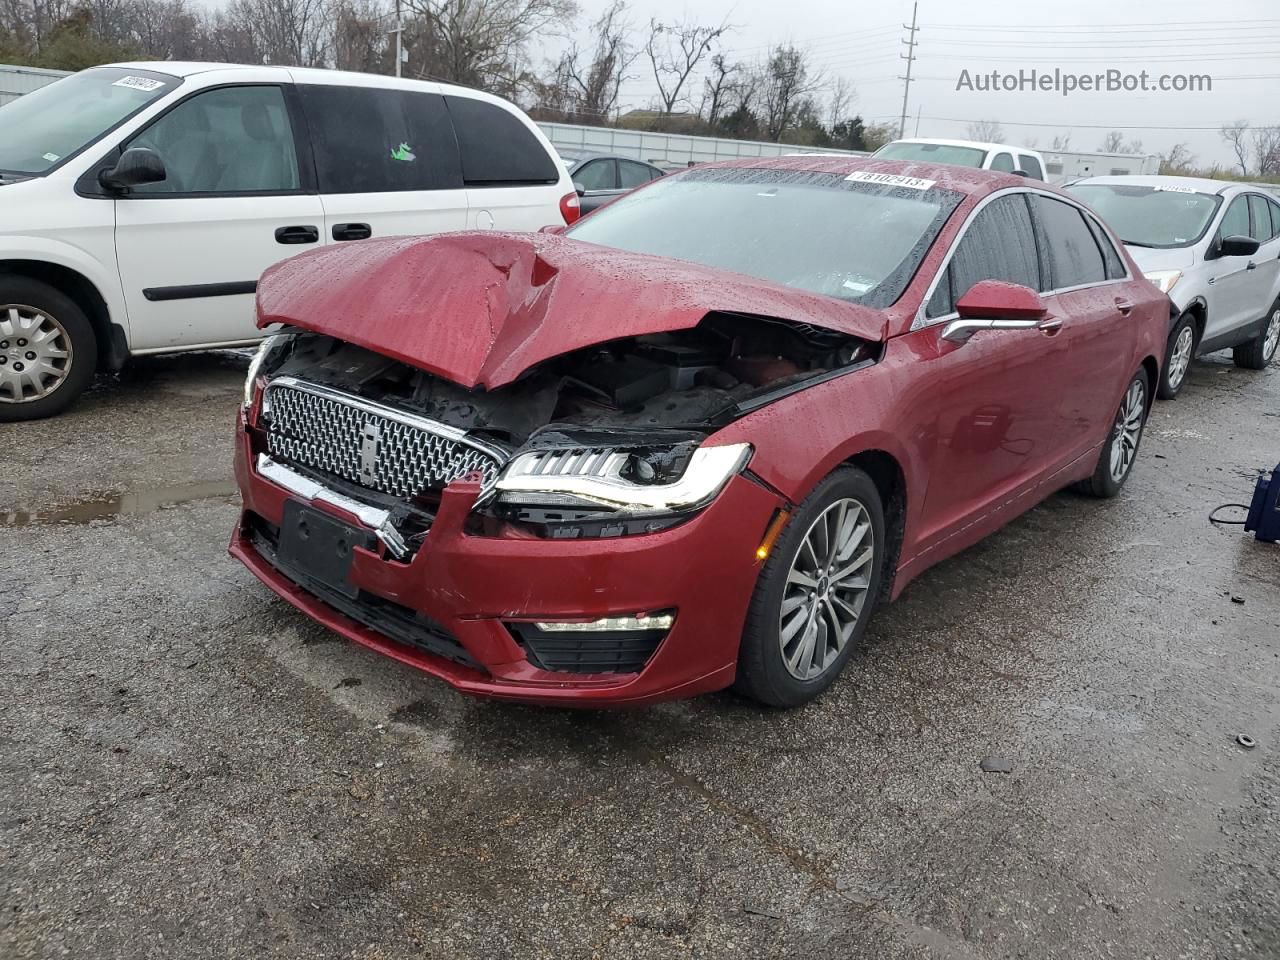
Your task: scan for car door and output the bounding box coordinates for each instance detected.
[1031,194,1136,468]
[114,80,325,349]
[296,81,469,244]
[908,192,1064,551]
[572,158,619,213]
[1247,193,1280,310]
[1204,194,1256,339]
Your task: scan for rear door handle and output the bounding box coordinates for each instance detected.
[275,225,319,244]
[1114,297,1134,315]
[332,222,372,242]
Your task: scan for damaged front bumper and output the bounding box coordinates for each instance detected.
[229,419,783,706]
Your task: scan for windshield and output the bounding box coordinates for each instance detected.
[875,142,988,168]
[1066,183,1221,248]
[565,167,962,307]
[0,67,178,176]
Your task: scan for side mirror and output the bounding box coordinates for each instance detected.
[99,147,166,192]
[1011,169,1029,178]
[1219,234,1261,258]
[944,280,1054,344]
[573,181,586,197]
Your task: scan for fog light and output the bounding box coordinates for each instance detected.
[533,612,674,632]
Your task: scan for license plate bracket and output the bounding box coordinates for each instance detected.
[277,500,376,599]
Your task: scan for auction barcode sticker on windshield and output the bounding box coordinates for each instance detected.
[113,76,165,92]
[845,171,936,190]
[1153,185,1198,194]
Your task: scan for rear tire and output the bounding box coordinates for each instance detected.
[0,276,97,422]
[1232,299,1280,371]
[734,467,886,708]
[1075,368,1149,499]
[1157,313,1196,399]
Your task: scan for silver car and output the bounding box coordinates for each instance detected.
[1067,175,1280,398]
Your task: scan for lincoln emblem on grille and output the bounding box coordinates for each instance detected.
[358,422,381,483]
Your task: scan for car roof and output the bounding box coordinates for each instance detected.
[690,156,1040,198]
[884,137,1043,156]
[1070,173,1244,196]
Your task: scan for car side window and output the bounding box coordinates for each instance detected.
[1248,194,1275,242]
[574,159,616,191]
[300,85,462,193]
[1085,214,1127,280]
[1033,195,1107,289]
[619,159,654,189]
[1018,154,1045,180]
[130,85,299,194]
[1269,199,1280,239]
[1218,195,1251,243]
[444,95,559,185]
[990,152,1015,173]
[926,194,1039,320]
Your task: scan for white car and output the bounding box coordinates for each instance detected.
[1067,175,1280,398]
[0,62,578,420]
[873,138,1047,181]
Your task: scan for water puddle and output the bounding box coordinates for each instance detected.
[1,480,239,528]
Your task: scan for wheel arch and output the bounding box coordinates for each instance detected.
[1139,355,1160,413]
[1181,297,1207,346]
[0,259,127,371]
[839,449,907,606]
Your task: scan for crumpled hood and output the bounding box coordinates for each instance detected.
[256,232,886,389]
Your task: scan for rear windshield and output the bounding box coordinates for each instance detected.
[0,67,178,176]
[565,167,962,307]
[1065,183,1221,248]
[875,142,987,168]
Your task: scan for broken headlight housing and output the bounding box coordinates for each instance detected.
[242,333,292,409]
[484,435,752,535]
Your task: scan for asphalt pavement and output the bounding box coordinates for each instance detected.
[2,348,1278,959]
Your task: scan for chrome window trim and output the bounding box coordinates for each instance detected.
[913,186,1133,331]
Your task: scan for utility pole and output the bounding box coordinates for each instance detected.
[914,102,922,136]
[898,2,919,140]
[394,0,403,78]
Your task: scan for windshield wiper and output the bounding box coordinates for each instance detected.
[1123,240,1157,248]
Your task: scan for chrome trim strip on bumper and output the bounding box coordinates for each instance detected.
[255,454,410,559]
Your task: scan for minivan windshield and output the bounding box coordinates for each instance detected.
[874,142,988,168]
[565,167,962,307]
[1065,183,1221,248]
[0,67,178,176]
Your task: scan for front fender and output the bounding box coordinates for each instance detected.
[0,235,130,346]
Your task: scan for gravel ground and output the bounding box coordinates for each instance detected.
[2,349,1278,960]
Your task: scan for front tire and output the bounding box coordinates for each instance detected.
[1076,368,1149,499]
[0,276,97,422]
[1157,313,1196,399]
[1232,299,1280,371]
[734,467,886,708]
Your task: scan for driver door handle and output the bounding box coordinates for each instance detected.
[1114,297,1134,315]
[1038,316,1064,333]
[275,225,319,245]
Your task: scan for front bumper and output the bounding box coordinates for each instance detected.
[229,421,782,706]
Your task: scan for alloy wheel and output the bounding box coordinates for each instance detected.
[1265,307,1280,362]
[779,497,875,681]
[0,305,73,404]
[1109,378,1145,483]
[1167,324,1194,389]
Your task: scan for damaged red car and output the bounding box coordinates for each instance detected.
[231,157,1167,708]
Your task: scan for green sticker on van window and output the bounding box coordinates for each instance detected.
[390,142,416,162]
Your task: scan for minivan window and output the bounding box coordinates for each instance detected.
[0,67,177,176]
[927,194,1040,319]
[1018,155,1045,180]
[444,96,559,185]
[1034,195,1107,289]
[130,85,299,194]
[874,142,987,168]
[1065,183,1220,249]
[990,152,1015,173]
[567,167,962,308]
[301,85,462,193]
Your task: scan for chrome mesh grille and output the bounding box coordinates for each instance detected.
[263,381,505,498]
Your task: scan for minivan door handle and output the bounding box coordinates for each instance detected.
[332,222,373,242]
[275,225,319,244]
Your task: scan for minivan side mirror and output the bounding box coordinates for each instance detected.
[943,280,1053,343]
[99,147,166,192]
[1218,234,1261,258]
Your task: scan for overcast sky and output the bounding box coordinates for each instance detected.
[548,0,1278,168]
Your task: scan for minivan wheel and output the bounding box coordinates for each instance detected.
[1076,368,1148,499]
[1158,313,1196,399]
[734,467,886,708]
[1232,300,1280,371]
[0,277,97,422]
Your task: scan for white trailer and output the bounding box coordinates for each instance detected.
[1043,150,1161,182]
[0,64,68,106]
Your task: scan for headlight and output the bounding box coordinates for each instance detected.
[491,441,752,517]
[1144,270,1181,295]
[242,334,289,409]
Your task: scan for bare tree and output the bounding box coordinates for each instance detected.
[826,75,855,131]
[547,0,636,122]
[644,14,728,115]
[1099,130,1144,155]
[1251,125,1280,176]
[759,44,822,142]
[698,52,738,126]
[1221,121,1251,175]
[1158,142,1196,174]
[966,119,1005,142]
[1021,136,1039,149]
[1048,133,1072,151]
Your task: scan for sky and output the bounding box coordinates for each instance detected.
[548,0,1279,168]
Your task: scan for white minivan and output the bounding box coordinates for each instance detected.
[873,138,1047,181]
[0,62,579,420]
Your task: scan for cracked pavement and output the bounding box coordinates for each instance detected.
[2,349,1278,959]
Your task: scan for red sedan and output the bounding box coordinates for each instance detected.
[230,157,1167,708]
